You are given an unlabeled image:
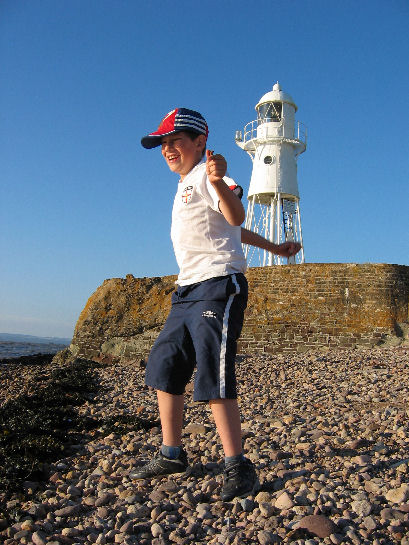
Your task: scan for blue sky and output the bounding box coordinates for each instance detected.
[1,0,408,338]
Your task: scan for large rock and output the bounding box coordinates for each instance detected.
[296,515,339,538]
[385,484,409,504]
[65,274,176,363]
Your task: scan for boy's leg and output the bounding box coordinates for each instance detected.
[157,390,184,446]
[188,275,257,499]
[209,398,242,457]
[210,397,259,501]
[129,390,187,480]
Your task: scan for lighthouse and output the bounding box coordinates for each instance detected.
[235,82,307,265]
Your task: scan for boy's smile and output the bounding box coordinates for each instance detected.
[161,132,206,180]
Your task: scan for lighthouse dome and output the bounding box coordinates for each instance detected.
[256,82,297,112]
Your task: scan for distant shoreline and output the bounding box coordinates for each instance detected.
[0,339,70,360]
[0,332,71,345]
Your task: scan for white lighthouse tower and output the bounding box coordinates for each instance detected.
[235,82,307,265]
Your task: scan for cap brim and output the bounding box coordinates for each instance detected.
[141,129,181,149]
[141,135,163,149]
[141,128,204,149]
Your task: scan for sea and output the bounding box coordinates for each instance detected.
[0,333,71,360]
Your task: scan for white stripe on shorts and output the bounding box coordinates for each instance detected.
[219,274,240,398]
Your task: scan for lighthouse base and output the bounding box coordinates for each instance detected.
[243,194,305,266]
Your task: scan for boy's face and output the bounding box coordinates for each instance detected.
[161,131,206,179]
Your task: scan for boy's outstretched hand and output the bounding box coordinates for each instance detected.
[241,228,302,258]
[275,241,302,258]
[206,149,227,184]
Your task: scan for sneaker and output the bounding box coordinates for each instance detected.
[221,458,259,501]
[129,449,188,480]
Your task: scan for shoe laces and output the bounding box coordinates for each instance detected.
[224,461,245,480]
[143,454,163,470]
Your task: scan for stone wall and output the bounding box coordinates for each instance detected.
[66,264,409,364]
[239,263,409,354]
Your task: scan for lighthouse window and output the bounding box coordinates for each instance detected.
[264,156,273,164]
[257,102,282,122]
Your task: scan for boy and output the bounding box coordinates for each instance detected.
[131,108,300,501]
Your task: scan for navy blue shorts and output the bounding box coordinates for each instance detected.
[145,273,248,402]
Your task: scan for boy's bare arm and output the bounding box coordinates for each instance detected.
[241,227,301,258]
[206,150,245,226]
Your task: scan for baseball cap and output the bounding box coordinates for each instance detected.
[141,108,208,149]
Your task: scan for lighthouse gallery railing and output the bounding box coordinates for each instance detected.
[242,119,307,148]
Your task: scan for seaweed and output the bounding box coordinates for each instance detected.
[96,413,159,435]
[0,358,99,514]
[0,353,55,366]
[0,356,158,523]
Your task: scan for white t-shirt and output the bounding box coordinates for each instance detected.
[171,160,247,286]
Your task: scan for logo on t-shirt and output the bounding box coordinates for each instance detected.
[181,185,193,204]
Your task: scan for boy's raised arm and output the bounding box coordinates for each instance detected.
[241,227,301,258]
[206,150,245,226]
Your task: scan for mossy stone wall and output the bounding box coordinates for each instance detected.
[240,263,408,354]
[68,264,409,363]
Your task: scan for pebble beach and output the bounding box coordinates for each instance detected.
[1,347,409,545]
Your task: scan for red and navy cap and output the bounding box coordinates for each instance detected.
[141,108,208,149]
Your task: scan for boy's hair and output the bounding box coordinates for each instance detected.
[184,130,206,158]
